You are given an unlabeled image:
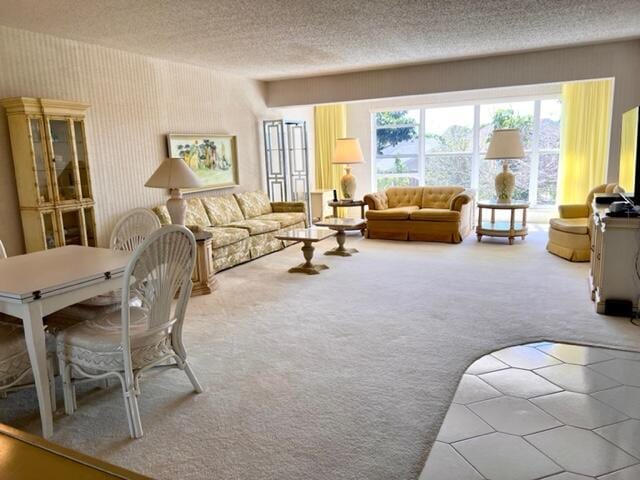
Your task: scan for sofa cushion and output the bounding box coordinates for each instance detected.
[549,217,589,235]
[366,206,419,220]
[185,198,210,227]
[152,205,171,226]
[410,208,460,222]
[422,187,464,209]
[234,191,273,218]
[202,195,244,226]
[386,187,424,208]
[256,212,306,228]
[224,219,280,235]
[202,226,250,248]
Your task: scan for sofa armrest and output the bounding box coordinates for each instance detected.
[558,204,589,219]
[271,201,307,214]
[450,190,475,212]
[363,192,388,210]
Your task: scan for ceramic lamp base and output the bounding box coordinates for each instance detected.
[340,167,357,200]
[166,188,187,225]
[495,162,515,203]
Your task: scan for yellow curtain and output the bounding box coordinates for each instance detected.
[314,104,347,192]
[557,79,613,204]
[619,107,639,192]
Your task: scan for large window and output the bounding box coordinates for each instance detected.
[374,97,562,205]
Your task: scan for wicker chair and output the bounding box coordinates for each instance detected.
[56,226,202,438]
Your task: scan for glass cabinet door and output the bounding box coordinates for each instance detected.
[48,119,80,202]
[73,121,93,200]
[58,208,83,246]
[41,211,58,249]
[83,206,97,247]
[29,118,53,205]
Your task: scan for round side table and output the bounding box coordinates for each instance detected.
[476,200,529,245]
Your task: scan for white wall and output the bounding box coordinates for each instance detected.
[0,25,269,255]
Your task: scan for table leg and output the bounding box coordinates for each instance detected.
[332,206,338,218]
[477,207,483,241]
[360,205,365,219]
[509,208,516,245]
[325,229,358,256]
[289,240,329,274]
[522,208,528,240]
[22,301,54,438]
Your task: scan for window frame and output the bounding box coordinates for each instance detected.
[372,93,562,207]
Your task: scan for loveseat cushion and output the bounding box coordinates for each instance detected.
[256,212,306,228]
[410,208,460,222]
[152,205,172,226]
[235,191,273,218]
[202,226,250,248]
[224,219,280,235]
[366,206,419,220]
[202,195,244,226]
[549,218,589,235]
[386,187,424,208]
[185,198,210,227]
[422,187,464,209]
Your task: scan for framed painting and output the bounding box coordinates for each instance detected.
[166,134,239,191]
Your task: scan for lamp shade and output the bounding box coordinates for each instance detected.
[332,138,364,164]
[145,157,203,189]
[485,129,525,160]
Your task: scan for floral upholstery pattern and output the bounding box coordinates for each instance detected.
[185,198,210,227]
[224,219,280,235]
[202,226,249,248]
[234,191,273,218]
[152,205,171,226]
[212,238,251,272]
[248,234,283,259]
[0,323,31,388]
[202,195,245,226]
[255,212,307,228]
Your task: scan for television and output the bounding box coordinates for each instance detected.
[619,106,640,203]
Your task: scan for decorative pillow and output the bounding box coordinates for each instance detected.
[185,198,210,227]
[234,191,272,219]
[152,205,171,225]
[202,195,245,226]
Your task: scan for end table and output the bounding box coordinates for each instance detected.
[191,230,218,295]
[476,200,529,245]
[328,200,367,236]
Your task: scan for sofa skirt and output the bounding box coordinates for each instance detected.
[366,220,466,243]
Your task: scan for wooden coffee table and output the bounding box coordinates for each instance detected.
[275,228,336,274]
[314,217,366,256]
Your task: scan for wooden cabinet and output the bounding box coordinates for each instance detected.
[0,98,96,252]
[589,202,640,314]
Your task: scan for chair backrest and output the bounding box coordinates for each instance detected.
[110,208,161,252]
[0,240,6,259]
[120,226,196,353]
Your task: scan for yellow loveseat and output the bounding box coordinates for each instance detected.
[547,183,622,262]
[363,186,475,243]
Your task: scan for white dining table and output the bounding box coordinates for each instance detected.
[0,246,130,438]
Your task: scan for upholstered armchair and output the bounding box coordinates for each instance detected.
[363,186,475,243]
[547,183,622,262]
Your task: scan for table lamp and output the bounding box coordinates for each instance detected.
[145,157,203,225]
[485,129,525,203]
[332,138,364,200]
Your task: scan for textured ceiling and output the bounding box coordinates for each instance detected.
[1,0,639,80]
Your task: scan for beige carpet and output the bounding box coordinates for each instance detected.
[3,227,640,480]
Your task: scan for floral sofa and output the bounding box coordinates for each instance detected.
[153,191,307,272]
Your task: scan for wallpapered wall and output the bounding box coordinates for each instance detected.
[0,25,269,255]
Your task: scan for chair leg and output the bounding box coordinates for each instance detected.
[47,356,56,413]
[58,358,74,415]
[183,361,204,394]
[119,380,135,438]
[128,393,143,439]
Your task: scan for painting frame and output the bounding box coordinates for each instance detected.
[166,133,239,192]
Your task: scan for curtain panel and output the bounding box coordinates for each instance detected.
[557,79,614,204]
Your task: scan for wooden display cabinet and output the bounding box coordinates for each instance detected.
[0,97,96,252]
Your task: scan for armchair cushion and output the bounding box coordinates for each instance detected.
[410,209,460,222]
[185,198,210,227]
[549,218,589,235]
[366,206,419,220]
[558,204,590,219]
[202,195,244,226]
[363,192,388,210]
[235,191,273,218]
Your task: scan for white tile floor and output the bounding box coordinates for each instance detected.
[419,342,640,480]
